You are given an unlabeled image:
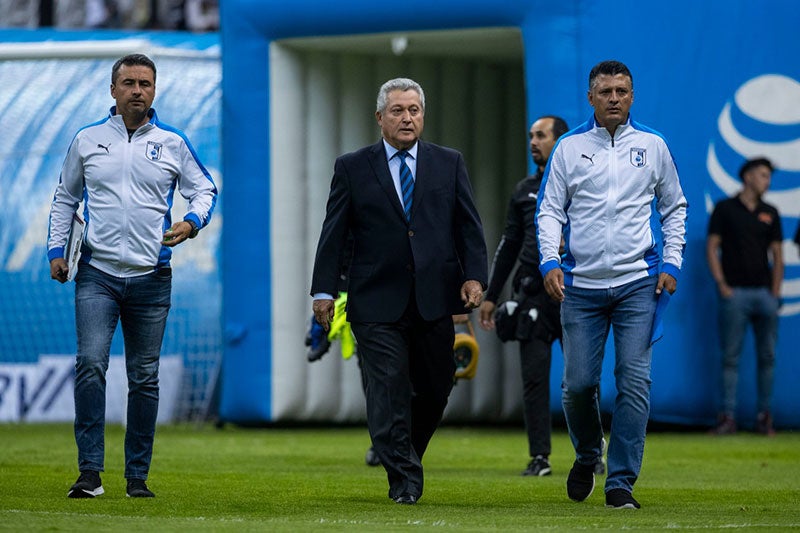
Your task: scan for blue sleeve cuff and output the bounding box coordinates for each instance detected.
[184,213,202,230]
[661,263,681,281]
[539,259,560,278]
[313,293,335,300]
[47,247,64,261]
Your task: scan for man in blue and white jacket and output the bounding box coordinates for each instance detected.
[47,54,217,499]
[536,60,687,509]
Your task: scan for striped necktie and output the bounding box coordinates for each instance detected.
[397,150,414,221]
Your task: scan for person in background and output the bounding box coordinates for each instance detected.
[706,157,783,436]
[537,60,687,509]
[184,0,218,31]
[479,115,606,478]
[0,0,39,27]
[85,0,121,28]
[310,77,487,505]
[47,53,218,498]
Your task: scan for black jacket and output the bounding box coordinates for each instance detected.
[311,139,488,322]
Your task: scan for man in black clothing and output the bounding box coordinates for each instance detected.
[706,157,784,436]
[479,116,604,477]
[311,78,487,504]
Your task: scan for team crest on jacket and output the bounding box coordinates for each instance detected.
[630,148,646,167]
[146,141,163,161]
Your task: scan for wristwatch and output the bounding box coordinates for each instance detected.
[186,219,199,239]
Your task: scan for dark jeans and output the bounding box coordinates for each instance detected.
[73,263,171,480]
[718,287,779,416]
[561,275,658,494]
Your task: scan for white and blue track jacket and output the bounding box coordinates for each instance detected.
[537,115,687,289]
[47,107,218,278]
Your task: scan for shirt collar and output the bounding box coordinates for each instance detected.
[383,139,419,161]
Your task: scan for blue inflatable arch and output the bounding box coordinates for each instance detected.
[220,0,800,428]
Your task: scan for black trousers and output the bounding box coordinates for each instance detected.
[351,301,455,501]
[519,336,553,457]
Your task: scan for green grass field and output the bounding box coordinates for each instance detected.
[1,423,798,531]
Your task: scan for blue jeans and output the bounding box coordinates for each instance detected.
[718,287,778,416]
[561,275,658,494]
[73,263,171,480]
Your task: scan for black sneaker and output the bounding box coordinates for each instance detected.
[365,446,381,467]
[522,455,552,476]
[126,479,155,498]
[605,488,640,509]
[566,461,595,502]
[68,471,104,498]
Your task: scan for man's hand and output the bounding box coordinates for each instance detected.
[716,280,733,298]
[544,268,565,302]
[312,299,335,332]
[656,272,678,295]
[478,300,496,331]
[50,258,68,283]
[161,221,195,247]
[461,280,483,310]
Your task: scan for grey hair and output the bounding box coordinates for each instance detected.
[376,78,426,113]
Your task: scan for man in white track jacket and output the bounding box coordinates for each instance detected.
[536,60,687,510]
[47,54,217,500]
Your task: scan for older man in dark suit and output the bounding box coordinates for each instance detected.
[311,78,487,505]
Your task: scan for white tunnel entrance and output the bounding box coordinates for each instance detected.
[268,27,531,422]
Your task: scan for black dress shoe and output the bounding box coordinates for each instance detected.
[393,494,417,505]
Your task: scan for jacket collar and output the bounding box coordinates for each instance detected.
[591,113,631,139]
[107,106,158,136]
